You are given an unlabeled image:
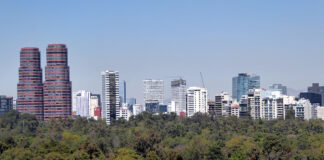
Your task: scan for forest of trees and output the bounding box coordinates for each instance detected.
[1,110,324,160]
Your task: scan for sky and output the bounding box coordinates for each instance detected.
[0,0,324,103]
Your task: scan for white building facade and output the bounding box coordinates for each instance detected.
[143,79,164,105]
[294,98,313,120]
[186,87,208,117]
[133,104,145,116]
[248,89,262,119]
[171,79,187,114]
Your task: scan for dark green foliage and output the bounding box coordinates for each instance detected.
[1,110,324,159]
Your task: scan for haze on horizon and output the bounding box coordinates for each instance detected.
[0,1,323,104]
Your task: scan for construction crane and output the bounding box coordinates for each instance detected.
[200,72,205,88]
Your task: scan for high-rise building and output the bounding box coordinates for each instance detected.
[171,79,186,114]
[43,44,72,120]
[0,96,13,114]
[17,47,44,120]
[145,100,160,113]
[294,98,313,120]
[239,95,249,117]
[89,94,101,118]
[186,87,208,117]
[269,84,288,95]
[307,83,324,106]
[127,98,136,105]
[120,80,126,103]
[133,104,144,116]
[73,90,91,117]
[232,73,260,101]
[143,79,164,105]
[299,92,322,106]
[101,70,120,125]
[215,92,232,117]
[247,89,262,119]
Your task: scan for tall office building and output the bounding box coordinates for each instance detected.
[308,83,324,106]
[171,79,186,114]
[300,92,322,106]
[232,73,260,101]
[73,90,91,117]
[127,98,136,105]
[120,80,126,103]
[17,47,44,120]
[143,79,164,104]
[101,70,120,125]
[0,96,13,114]
[269,84,287,95]
[43,44,72,120]
[186,87,208,117]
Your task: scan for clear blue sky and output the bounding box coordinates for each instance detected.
[1,0,324,103]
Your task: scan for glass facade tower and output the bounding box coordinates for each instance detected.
[232,73,260,101]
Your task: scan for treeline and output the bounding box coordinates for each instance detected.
[1,110,324,160]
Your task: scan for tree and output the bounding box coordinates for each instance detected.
[113,148,143,160]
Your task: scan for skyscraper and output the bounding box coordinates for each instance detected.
[171,79,186,114]
[101,70,120,125]
[308,83,324,106]
[120,80,126,103]
[0,95,13,115]
[73,90,91,117]
[186,87,208,117]
[43,44,72,120]
[17,47,44,120]
[143,79,164,105]
[269,84,288,95]
[232,73,260,101]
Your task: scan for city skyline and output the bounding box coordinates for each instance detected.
[1,1,324,104]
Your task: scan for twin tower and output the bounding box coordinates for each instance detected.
[17,44,72,120]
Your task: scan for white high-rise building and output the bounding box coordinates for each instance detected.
[168,101,177,113]
[171,79,186,114]
[143,79,164,105]
[248,89,263,119]
[260,90,282,120]
[186,87,208,117]
[101,70,120,125]
[73,90,91,117]
[133,104,144,116]
[294,98,313,120]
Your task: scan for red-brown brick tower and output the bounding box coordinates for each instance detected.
[17,47,44,120]
[43,44,72,120]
